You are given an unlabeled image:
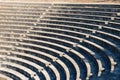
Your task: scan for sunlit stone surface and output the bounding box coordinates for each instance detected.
[0,2,120,80]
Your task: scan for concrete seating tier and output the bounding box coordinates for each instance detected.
[0,2,120,80]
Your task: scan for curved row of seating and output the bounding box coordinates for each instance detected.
[0,2,120,80]
[0,73,13,80]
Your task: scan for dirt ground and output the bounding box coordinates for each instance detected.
[0,0,120,3]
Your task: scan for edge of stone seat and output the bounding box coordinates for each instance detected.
[0,0,120,4]
[0,77,7,80]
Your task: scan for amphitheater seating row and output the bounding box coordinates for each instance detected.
[0,2,120,80]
